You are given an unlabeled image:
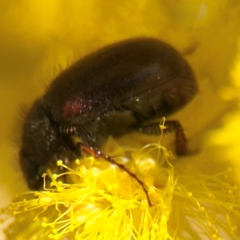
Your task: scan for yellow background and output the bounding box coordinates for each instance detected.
[1,0,240,238]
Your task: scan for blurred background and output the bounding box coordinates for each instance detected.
[1,0,240,239]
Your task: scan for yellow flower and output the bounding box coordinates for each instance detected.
[1,1,240,240]
[3,135,240,240]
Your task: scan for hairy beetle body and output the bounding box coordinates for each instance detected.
[20,38,197,189]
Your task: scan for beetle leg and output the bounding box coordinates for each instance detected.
[164,120,188,156]
[78,142,152,206]
[139,120,188,156]
[139,123,162,135]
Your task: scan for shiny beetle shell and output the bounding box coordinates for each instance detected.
[20,38,197,189]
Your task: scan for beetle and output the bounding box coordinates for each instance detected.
[19,38,197,202]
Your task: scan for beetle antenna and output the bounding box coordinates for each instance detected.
[78,142,152,206]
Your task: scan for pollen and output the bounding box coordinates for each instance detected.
[3,137,240,240]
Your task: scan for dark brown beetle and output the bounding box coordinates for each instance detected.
[19,38,197,204]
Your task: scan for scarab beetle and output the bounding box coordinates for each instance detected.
[19,38,197,194]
